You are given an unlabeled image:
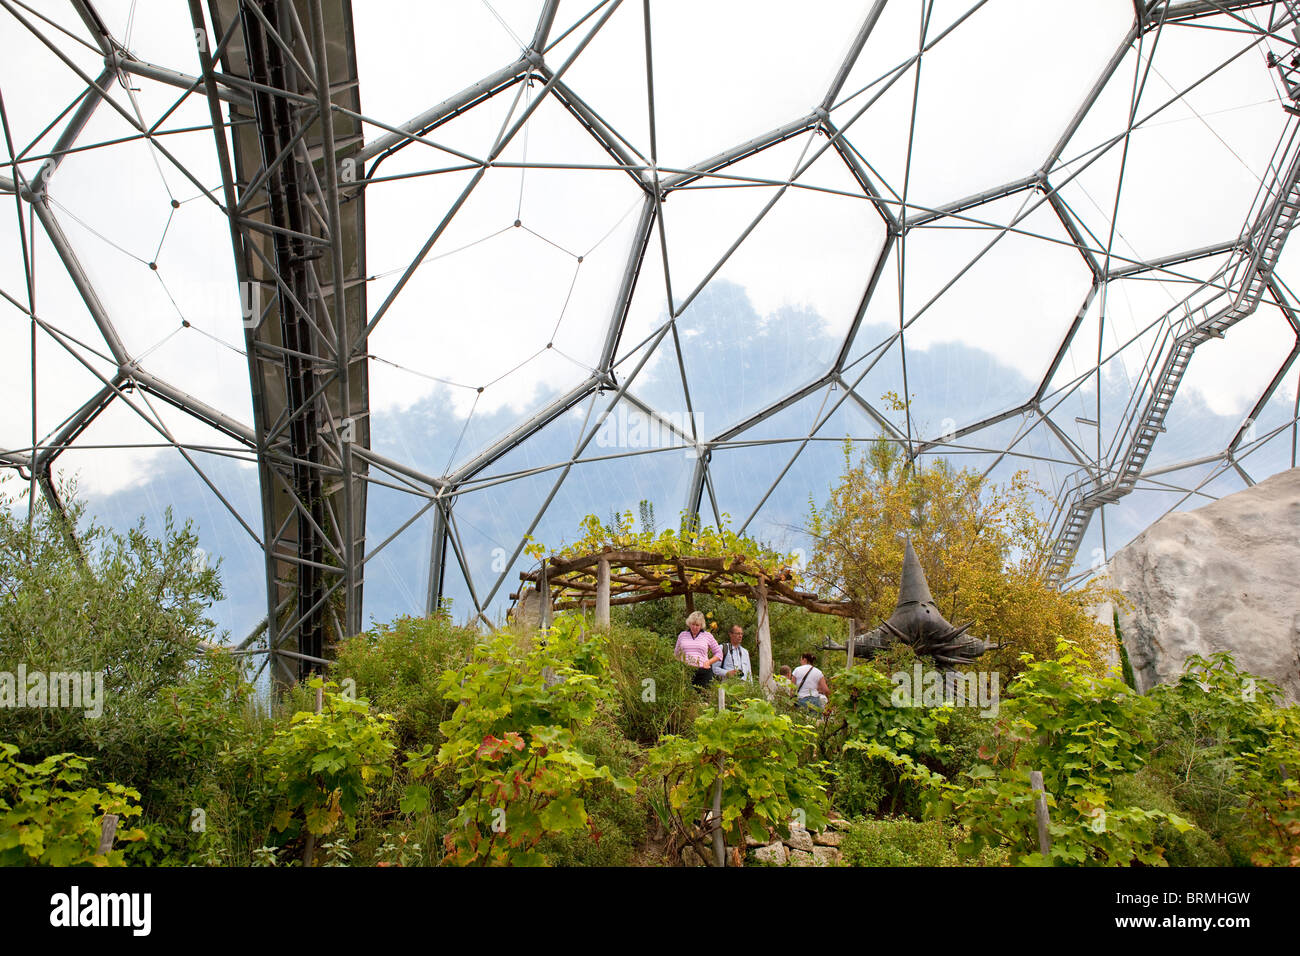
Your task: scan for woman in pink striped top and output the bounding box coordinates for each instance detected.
[675,610,721,688]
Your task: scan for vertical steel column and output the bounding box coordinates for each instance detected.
[242,0,326,678]
[425,497,451,617]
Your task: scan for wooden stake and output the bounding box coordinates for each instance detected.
[304,682,324,867]
[539,559,552,629]
[1030,770,1051,859]
[97,814,119,857]
[712,685,726,867]
[596,558,611,628]
[756,577,773,697]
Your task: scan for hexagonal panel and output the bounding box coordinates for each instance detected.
[845,190,1094,434]
[549,0,870,172]
[836,0,1133,210]
[1052,19,1291,262]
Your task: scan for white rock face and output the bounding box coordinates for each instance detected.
[1107,467,1300,702]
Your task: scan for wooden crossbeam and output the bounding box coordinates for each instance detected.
[511,548,854,620]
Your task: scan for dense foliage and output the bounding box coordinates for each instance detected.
[943,641,1194,866]
[827,643,980,818]
[806,438,1117,676]
[264,678,396,853]
[1145,654,1300,866]
[334,613,479,750]
[644,696,830,853]
[0,479,223,780]
[840,817,1006,867]
[1,480,1296,868]
[403,615,635,866]
[0,743,145,866]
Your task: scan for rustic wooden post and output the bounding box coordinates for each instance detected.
[304,683,325,866]
[97,814,119,857]
[711,685,726,867]
[539,558,552,629]
[847,618,857,669]
[596,558,611,629]
[674,557,696,616]
[1030,770,1051,859]
[756,576,773,697]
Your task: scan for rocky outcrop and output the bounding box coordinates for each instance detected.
[1107,467,1300,701]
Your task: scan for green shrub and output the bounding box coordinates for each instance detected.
[831,753,891,819]
[130,653,279,866]
[1234,706,1300,866]
[0,482,223,787]
[1146,653,1300,866]
[539,716,647,866]
[334,613,480,750]
[1113,611,1136,690]
[344,777,457,867]
[263,678,396,857]
[404,615,635,866]
[944,641,1194,866]
[643,697,829,854]
[1111,770,1233,867]
[0,742,146,865]
[0,480,282,865]
[324,617,485,866]
[605,624,702,744]
[826,649,980,816]
[841,817,1006,867]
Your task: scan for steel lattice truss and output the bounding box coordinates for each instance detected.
[4,1,1300,681]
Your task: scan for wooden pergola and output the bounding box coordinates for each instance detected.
[509,548,857,689]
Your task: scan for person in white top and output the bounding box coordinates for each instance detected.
[712,625,752,682]
[791,651,829,710]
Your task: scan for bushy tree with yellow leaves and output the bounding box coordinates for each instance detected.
[806,437,1117,678]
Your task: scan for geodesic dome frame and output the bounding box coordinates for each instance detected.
[3,1,1300,685]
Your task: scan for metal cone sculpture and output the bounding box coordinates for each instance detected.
[852,539,994,668]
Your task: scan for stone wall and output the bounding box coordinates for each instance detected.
[678,818,848,867]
